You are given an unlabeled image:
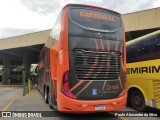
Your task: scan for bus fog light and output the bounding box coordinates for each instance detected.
[112,102,117,105]
[82,104,87,107]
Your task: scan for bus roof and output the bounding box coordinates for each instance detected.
[126,30,160,46]
[63,4,122,16]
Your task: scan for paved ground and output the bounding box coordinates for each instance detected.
[0,87,159,120]
[0,87,21,111]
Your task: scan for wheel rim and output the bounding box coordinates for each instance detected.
[48,92,51,103]
[45,89,47,101]
[134,95,142,106]
[48,90,53,108]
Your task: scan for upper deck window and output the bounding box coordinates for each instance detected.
[69,8,121,32]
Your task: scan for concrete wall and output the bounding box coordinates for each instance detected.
[123,7,160,32]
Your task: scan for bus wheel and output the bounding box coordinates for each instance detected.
[44,87,49,104]
[48,89,53,109]
[131,90,145,111]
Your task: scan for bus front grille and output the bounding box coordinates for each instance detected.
[153,80,160,103]
[73,49,121,81]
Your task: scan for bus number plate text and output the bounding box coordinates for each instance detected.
[94,105,106,110]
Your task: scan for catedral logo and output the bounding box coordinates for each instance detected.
[127,65,160,74]
[80,11,114,22]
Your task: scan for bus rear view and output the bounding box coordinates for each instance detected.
[38,4,127,113]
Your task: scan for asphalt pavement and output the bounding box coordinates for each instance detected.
[0,86,159,120]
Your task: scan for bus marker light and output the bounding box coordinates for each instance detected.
[112,102,117,105]
[82,104,87,107]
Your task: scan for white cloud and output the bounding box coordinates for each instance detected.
[0,0,57,38]
[152,0,160,8]
[0,0,55,29]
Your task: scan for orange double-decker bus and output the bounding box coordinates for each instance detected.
[38,4,127,113]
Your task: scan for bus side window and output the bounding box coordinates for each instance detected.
[156,34,160,58]
[144,35,157,45]
[137,41,143,61]
[144,36,157,53]
[126,48,130,63]
[129,46,137,62]
[50,12,62,41]
[157,34,160,45]
[143,34,157,60]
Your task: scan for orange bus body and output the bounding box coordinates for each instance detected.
[38,4,127,113]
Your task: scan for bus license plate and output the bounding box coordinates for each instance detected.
[94,105,106,110]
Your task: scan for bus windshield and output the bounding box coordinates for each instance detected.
[69,8,121,32]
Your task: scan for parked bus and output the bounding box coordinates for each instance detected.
[126,30,160,111]
[38,4,126,113]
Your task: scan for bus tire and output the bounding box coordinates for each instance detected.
[131,90,146,111]
[44,87,49,104]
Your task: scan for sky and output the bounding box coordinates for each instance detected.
[0,0,160,39]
